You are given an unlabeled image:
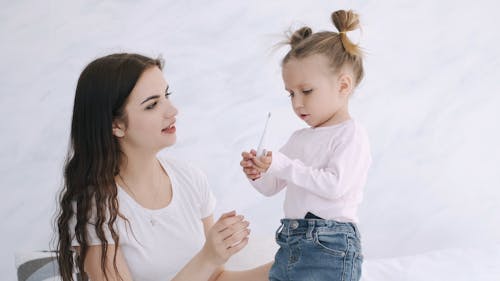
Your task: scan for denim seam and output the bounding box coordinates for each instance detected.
[350,250,357,281]
[341,234,350,281]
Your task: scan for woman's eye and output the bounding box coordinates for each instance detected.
[146,102,157,110]
[303,89,313,94]
[165,91,172,99]
[288,92,295,98]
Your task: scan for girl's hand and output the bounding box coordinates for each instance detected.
[240,149,261,180]
[201,211,250,267]
[253,150,272,174]
[240,149,272,180]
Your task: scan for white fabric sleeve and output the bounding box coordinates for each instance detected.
[198,172,216,219]
[249,171,287,196]
[266,137,369,200]
[68,201,114,247]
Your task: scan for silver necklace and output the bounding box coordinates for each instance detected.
[118,174,159,226]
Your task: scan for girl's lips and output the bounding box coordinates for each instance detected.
[300,114,310,120]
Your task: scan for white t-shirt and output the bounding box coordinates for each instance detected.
[69,156,216,281]
[250,119,371,223]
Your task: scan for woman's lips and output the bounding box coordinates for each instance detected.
[299,114,310,120]
[162,125,176,134]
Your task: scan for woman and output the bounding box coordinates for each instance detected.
[56,53,271,281]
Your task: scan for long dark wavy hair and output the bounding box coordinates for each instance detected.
[56,53,163,281]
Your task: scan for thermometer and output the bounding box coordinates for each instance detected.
[256,112,271,157]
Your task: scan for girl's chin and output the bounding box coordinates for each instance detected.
[304,119,316,127]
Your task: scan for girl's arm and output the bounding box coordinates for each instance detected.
[250,171,286,197]
[241,150,286,196]
[259,139,370,200]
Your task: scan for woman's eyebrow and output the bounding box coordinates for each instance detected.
[140,95,160,104]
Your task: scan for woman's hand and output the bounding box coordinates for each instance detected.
[240,149,272,180]
[201,211,251,267]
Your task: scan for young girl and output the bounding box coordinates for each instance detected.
[240,10,371,281]
[56,53,271,281]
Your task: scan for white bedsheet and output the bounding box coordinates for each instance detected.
[226,237,500,281]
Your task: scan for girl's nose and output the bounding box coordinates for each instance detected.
[292,96,303,109]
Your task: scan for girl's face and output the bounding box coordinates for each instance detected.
[114,66,178,152]
[282,54,352,127]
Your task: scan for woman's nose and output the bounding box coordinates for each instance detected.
[164,102,178,118]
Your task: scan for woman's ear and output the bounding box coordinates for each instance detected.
[337,73,353,97]
[112,122,125,138]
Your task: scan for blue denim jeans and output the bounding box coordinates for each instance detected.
[269,219,363,281]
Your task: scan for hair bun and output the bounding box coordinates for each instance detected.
[331,10,362,57]
[331,10,360,33]
[289,26,312,48]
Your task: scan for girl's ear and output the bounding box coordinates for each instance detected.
[112,121,125,138]
[337,73,353,97]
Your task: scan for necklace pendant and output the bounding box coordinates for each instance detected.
[150,218,156,226]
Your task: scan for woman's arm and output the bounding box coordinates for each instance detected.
[81,245,134,281]
[81,211,265,281]
[202,215,273,281]
[81,211,249,281]
[82,243,223,281]
[174,211,250,281]
[216,262,273,281]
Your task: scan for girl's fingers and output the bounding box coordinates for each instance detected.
[240,159,248,167]
[249,173,261,180]
[243,167,260,175]
[253,155,272,169]
[252,160,268,171]
[241,151,255,160]
[243,160,254,168]
[252,157,264,167]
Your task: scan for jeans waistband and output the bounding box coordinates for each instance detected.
[277,218,360,238]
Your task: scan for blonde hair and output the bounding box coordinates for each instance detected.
[282,10,364,87]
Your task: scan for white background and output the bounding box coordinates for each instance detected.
[1,0,499,280]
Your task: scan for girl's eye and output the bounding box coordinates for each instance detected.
[146,102,158,110]
[288,92,295,98]
[302,89,313,94]
[165,91,172,98]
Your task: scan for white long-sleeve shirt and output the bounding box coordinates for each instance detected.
[250,119,371,223]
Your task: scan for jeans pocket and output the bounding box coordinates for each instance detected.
[313,232,347,257]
